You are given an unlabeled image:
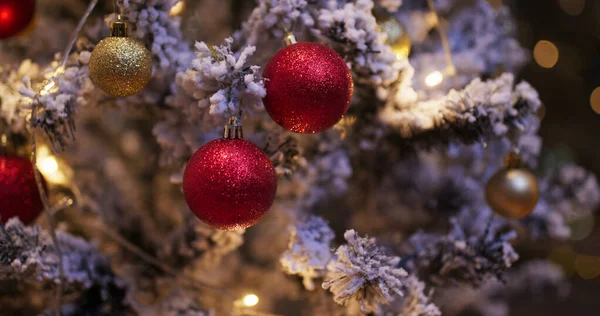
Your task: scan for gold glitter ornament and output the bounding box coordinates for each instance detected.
[485,150,540,219]
[375,14,411,59]
[89,19,152,97]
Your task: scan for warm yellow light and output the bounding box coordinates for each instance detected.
[39,156,59,174]
[558,0,585,16]
[170,1,185,17]
[425,71,444,87]
[37,146,68,184]
[333,115,357,140]
[533,40,559,69]
[40,80,57,96]
[44,81,55,91]
[242,294,259,307]
[591,87,600,114]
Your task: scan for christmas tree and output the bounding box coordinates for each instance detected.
[0,0,598,315]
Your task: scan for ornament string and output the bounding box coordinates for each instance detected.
[28,0,99,314]
[426,0,456,76]
[117,0,130,17]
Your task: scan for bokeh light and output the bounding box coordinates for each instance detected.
[558,0,585,16]
[39,156,58,174]
[170,1,185,17]
[575,255,600,280]
[242,294,259,307]
[37,145,68,185]
[537,103,546,121]
[569,215,595,241]
[590,87,600,114]
[425,71,444,87]
[533,40,559,69]
[548,245,577,277]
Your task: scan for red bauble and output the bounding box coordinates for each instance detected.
[263,42,354,134]
[0,155,45,225]
[182,138,278,231]
[0,0,36,39]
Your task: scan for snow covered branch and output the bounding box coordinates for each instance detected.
[280,216,334,290]
[403,218,519,286]
[323,229,408,313]
[380,73,541,148]
[0,218,127,314]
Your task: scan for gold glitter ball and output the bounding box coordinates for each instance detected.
[89,36,152,97]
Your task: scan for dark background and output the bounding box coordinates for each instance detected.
[509,0,600,315]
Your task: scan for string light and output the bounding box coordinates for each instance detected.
[37,145,69,184]
[427,0,456,81]
[40,67,64,96]
[420,0,456,89]
[242,294,259,307]
[425,71,444,87]
[39,156,58,173]
[233,293,284,315]
[170,1,185,17]
[40,80,56,96]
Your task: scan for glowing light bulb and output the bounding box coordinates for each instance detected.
[425,71,443,87]
[242,294,259,307]
[170,1,185,17]
[43,80,55,91]
[39,156,58,174]
[37,146,68,184]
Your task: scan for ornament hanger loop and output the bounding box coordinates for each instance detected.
[110,19,128,37]
[278,17,297,46]
[284,32,297,46]
[224,116,244,139]
[505,147,522,169]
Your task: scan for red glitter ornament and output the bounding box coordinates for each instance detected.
[263,41,354,134]
[0,155,45,225]
[182,128,277,231]
[0,0,36,39]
